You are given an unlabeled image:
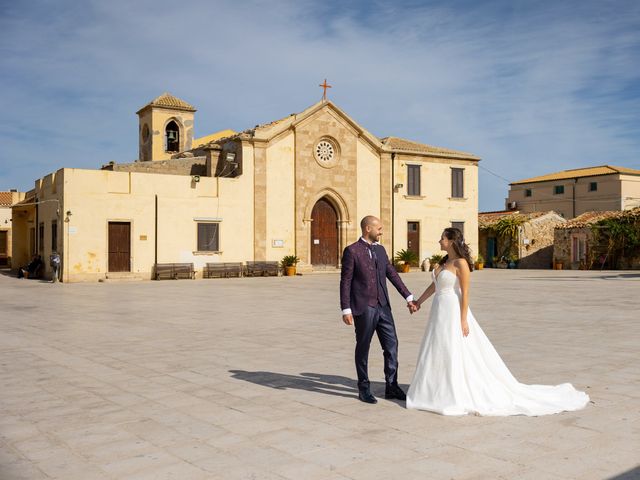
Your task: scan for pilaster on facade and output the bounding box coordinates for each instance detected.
[253,145,268,261]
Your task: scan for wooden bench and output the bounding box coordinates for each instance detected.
[245,261,280,277]
[203,262,244,278]
[155,263,195,280]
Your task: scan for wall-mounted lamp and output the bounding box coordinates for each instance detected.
[192,175,200,183]
[66,210,72,217]
[394,183,403,192]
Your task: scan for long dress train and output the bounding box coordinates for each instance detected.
[406,269,589,416]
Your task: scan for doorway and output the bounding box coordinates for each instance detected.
[407,221,420,265]
[310,198,338,267]
[108,222,131,272]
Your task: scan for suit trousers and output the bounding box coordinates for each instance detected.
[354,303,399,392]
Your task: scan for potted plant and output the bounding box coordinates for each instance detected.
[429,253,444,271]
[281,255,300,276]
[507,253,518,269]
[394,249,419,273]
[475,253,484,270]
[496,255,508,269]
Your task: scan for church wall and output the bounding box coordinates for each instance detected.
[265,132,296,261]
[356,139,381,224]
[49,167,252,282]
[293,108,360,268]
[393,156,479,263]
[139,108,194,162]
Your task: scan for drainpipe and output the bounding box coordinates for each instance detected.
[154,195,158,275]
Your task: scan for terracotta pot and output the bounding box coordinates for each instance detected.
[285,266,296,276]
[554,262,563,270]
[475,262,484,270]
[401,263,411,273]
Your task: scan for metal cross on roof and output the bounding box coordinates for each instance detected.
[319,79,332,100]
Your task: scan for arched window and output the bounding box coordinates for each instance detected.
[165,121,180,152]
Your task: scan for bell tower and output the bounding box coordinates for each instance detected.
[136,92,196,161]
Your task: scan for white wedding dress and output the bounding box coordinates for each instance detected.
[406,269,589,416]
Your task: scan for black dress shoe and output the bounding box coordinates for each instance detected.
[358,390,378,404]
[385,384,406,400]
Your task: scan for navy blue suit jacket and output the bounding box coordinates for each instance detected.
[340,239,411,316]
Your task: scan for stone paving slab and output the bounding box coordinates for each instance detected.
[0,269,639,480]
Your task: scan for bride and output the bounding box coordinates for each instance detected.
[406,228,589,416]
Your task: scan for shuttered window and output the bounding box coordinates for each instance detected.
[407,165,421,196]
[451,168,464,198]
[197,223,220,251]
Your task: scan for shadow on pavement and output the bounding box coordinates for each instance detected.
[607,466,640,480]
[229,370,409,402]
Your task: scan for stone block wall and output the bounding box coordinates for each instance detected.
[104,157,207,176]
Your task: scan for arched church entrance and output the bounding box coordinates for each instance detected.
[310,197,339,267]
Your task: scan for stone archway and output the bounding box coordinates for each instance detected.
[300,190,350,270]
[310,198,339,267]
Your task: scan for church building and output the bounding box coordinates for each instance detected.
[12,93,480,282]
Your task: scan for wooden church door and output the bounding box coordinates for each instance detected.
[311,198,338,267]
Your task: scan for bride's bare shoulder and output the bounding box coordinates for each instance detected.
[453,258,470,272]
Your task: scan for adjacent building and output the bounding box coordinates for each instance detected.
[478,210,565,269]
[554,207,640,270]
[0,191,26,267]
[507,165,640,219]
[12,94,481,282]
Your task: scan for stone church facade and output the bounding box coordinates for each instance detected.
[12,93,480,282]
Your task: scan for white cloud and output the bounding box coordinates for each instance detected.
[1,0,639,210]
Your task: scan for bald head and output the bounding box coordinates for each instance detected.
[360,216,379,231]
[360,216,383,243]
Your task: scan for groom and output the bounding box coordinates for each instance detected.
[340,215,417,404]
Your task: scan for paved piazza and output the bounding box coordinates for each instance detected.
[0,269,638,480]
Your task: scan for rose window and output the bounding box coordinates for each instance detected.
[315,141,335,163]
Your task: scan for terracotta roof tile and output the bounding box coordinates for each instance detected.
[478,210,558,228]
[0,192,12,206]
[511,165,640,185]
[381,136,479,160]
[556,208,640,228]
[137,92,196,113]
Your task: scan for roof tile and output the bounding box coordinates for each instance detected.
[512,165,640,185]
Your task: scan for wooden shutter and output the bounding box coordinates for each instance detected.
[408,165,421,196]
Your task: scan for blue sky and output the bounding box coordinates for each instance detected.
[1,0,639,211]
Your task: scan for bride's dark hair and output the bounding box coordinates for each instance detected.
[439,228,474,272]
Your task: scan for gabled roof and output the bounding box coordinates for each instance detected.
[556,207,640,228]
[381,136,479,160]
[478,210,561,229]
[511,165,640,185]
[136,92,196,114]
[235,100,383,149]
[198,100,479,161]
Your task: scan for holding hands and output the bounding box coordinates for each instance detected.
[407,301,420,314]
